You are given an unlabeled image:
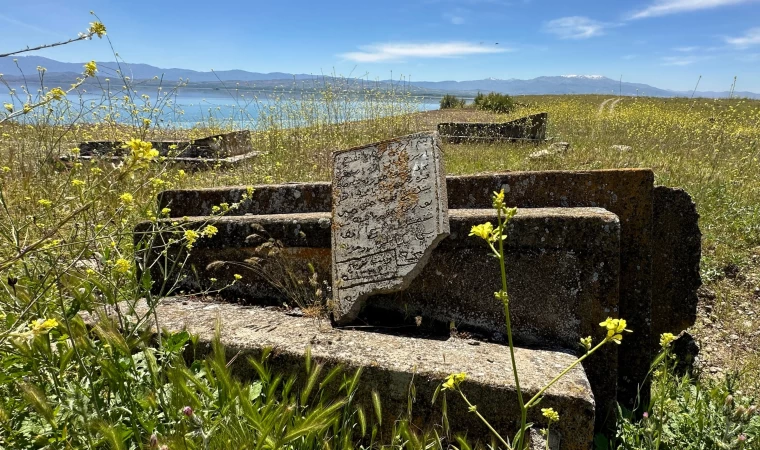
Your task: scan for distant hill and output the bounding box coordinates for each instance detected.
[2,56,758,99]
[0,56,316,82]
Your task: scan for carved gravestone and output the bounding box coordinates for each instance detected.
[331,132,449,324]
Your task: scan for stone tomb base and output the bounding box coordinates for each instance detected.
[136,206,621,432]
[118,296,595,450]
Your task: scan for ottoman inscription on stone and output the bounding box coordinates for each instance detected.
[331,132,449,323]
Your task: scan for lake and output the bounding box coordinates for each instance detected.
[4,83,441,128]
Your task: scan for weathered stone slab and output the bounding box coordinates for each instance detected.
[157,182,332,218]
[651,186,701,342]
[135,207,619,429]
[78,130,253,158]
[438,112,548,143]
[64,131,259,170]
[445,170,654,413]
[100,296,595,450]
[330,133,449,324]
[151,169,702,417]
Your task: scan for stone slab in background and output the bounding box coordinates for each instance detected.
[331,132,449,324]
[103,296,595,450]
[66,130,258,169]
[438,112,548,143]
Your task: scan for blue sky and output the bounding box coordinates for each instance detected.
[2,0,760,92]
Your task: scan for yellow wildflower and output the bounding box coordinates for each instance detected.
[142,118,151,127]
[3,103,12,113]
[580,336,593,351]
[72,179,85,187]
[184,229,200,249]
[233,273,243,280]
[88,21,107,37]
[124,138,159,169]
[442,372,467,391]
[113,258,131,274]
[161,207,171,216]
[38,199,52,207]
[469,222,494,241]
[542,407,560,423]
[49,87,66,100]
[23,103,32,113]
[29,318,59,335]
[599,317,632,344]
[202,225,218,237]
[119,193,134,205]
[2,166,10,173]
[659,332,676,348]
[84,61,98,77]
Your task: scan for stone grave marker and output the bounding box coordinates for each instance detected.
[331,132,449,324]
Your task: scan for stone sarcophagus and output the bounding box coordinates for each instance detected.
[135,132,701,448]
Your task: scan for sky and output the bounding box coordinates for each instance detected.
[2,0,760,92]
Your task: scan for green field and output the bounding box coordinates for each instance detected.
[1,88,759,448]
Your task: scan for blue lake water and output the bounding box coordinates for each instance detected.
[4,83,441,128]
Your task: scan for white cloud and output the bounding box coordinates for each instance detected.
[444,12,466,24]
[725,27,760,47]
[674,46,700,52]
[629,0,758,19]
[543,16,610,39]
[339,42,509,62]
[661,55,711,65]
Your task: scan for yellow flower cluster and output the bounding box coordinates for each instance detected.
[202,225,218,237]
[29,318,59,335]
[599,317,632,344]
[4,103,13,113]
[88,21,107,37]
[184,229,200,249]
[113,258,131,274]
[469,222,494,241]
[542,407,560,423]
[48,88,66,101]
[442,372,467,391]
[123,138,159,169]
[84,61,98,77]
[119,193,134,205]
[659,332,676,348]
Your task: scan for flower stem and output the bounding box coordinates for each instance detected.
[497,208,526,450]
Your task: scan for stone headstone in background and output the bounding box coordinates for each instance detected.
[331,132,449,324]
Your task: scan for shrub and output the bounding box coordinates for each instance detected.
[439,94,466,109]
[473,91,516,114]
[599,344,760,449]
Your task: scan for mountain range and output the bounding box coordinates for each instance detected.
[2,56,757,99]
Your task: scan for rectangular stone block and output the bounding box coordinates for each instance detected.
[136,206,619,428]
[438,112,548,143]
[331,132,449,323]
[152,169,672,416]
[108,297,595,450]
